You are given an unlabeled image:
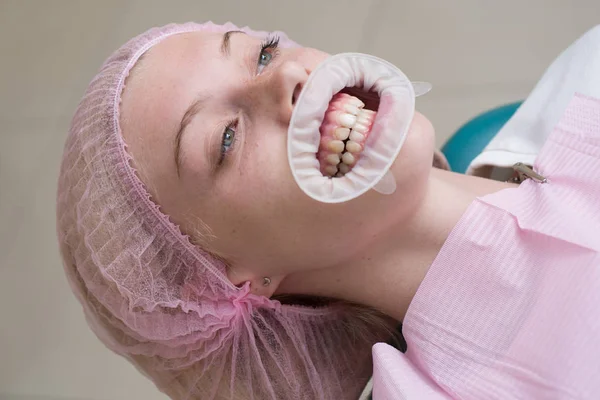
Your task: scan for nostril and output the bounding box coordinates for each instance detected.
[292,83,302,105]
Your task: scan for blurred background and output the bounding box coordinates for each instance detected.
[0,1,598,399]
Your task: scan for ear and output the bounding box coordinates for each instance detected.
[226,265,286,298]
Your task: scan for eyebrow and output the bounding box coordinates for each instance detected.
[174,95,207,177]
[174,30,246,176]
[220,30,244,57]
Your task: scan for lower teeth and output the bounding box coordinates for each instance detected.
[339,163,350,174]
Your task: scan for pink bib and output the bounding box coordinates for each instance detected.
[373,93,600,400]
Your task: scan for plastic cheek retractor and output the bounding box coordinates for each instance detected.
[287,53,431,203]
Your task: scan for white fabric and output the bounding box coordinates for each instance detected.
[467,25,600,178]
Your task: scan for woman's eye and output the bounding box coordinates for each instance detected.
[257,36,279,74]
[218,122,238,166]
[222,126,236,150]
[259,51,272,66]
[257,50,273,74]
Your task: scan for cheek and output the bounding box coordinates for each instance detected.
[213,130,295,231]
[292,47,330,71]
[240,131,291,195]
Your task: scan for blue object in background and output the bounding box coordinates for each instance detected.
[441,101,523,173]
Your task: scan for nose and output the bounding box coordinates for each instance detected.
[259,61,309,125]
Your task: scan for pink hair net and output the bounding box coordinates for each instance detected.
[56,22,393,399]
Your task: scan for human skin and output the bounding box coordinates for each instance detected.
[120,31,516,322]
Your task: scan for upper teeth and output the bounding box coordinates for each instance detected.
[337,112,357,128]
[343,104,360,115]
[334,127,350,140]
[336,93,365,108]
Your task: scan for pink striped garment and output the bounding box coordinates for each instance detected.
[372,93,600,400]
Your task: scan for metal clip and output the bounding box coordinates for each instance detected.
[511,162,547,184]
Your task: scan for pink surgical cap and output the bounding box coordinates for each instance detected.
[56,21,391,399]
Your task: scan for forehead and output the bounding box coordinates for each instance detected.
[126,31,223,127]
[119,32,226,180]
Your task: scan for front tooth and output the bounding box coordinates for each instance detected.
[345,141,362,153]
[341,94,365,108]
[338,163,350,174]
[337,112,357,128]
[327,140,345,153]
[352,123,369,134]
[325,153,341,165]
[324,165,338,176]
[334,127,350,140]
[349,130,365,142]
[342,152,356,165]
[343,104,360,115]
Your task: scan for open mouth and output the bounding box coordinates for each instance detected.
[317,87,380,177]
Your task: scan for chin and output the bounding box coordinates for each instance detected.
[384,112,436,196]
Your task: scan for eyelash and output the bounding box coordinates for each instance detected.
[218,35,280,166]
[257,35,280,73]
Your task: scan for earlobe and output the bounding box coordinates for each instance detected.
[249,275,285,297]
[255,274,286,298]
[226,266,285,298]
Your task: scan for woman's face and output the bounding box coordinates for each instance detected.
[120,30,436,293]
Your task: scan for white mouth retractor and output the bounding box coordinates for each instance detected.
[287,53,430,203]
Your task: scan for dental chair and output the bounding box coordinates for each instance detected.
[441,101,523,173]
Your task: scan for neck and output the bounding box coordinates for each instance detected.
[278,168,516,322]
